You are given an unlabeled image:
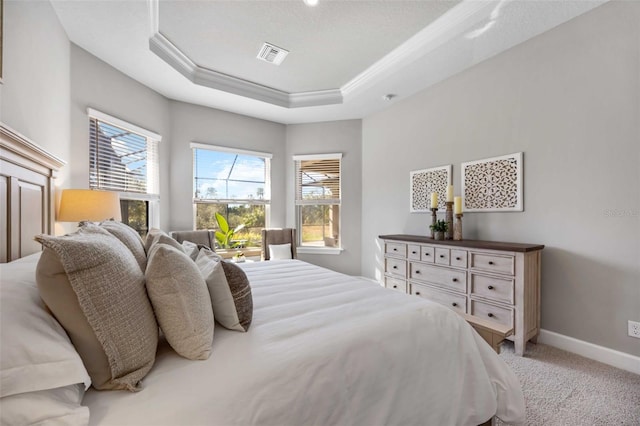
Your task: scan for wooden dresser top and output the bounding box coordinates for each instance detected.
[379,234,544,253]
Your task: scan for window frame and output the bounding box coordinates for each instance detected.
[293,153,343,255]
[191,142,272,252]
[87,108,161,232]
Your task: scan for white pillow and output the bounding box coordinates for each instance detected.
[0,256,91,398]
[182,240,199,261]
[0,384,89,426]
[269,243,292,260]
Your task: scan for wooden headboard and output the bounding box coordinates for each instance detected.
[0,123,65,262]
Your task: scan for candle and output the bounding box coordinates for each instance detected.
[454,196,462,214]
[446,185,454,202]
[431,192,438,209]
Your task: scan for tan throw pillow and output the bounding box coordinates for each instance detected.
[144,228,184,255]
[99,220,147,271]
[196,249,252,332]
[35,225,158,391]
[146,244,214,360]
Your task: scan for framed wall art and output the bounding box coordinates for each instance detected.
[461,152,523,212]
[410,165,452,212]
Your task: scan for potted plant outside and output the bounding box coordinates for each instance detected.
[429,220,448,241]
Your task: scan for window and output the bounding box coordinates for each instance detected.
[88,109,161,236]
[192,143,271,250]
[294,153,341,251]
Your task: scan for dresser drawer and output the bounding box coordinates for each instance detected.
[470,300,514,328]
[411,283,467,314]
[409,262,466,293]
[385,242,406,257]
[435,248,450,265]
[450,250,468,268]
[407,244,421,260]
[385,258,406,277]
[385,276,407,293]
[421,246,435,263]
[470,252,515,275]
[471,273,514,304]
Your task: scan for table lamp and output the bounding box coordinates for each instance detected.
[57,189,122,222]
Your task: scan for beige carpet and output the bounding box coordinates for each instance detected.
[497,342,640,425]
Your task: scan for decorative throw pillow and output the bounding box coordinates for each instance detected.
[269,243,293,260]
[146,244,214,360]
[36,225,158,391]
[182,240,200,261]
[196,249,252,332]
[99,220,147,271]
[144,228,184,255]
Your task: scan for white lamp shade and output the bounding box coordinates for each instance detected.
[58,189,122,222]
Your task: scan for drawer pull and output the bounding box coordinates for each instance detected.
[424,253,430,256]
[452,278,458,282]
[456,257,461,260]
[393,248,397,251]
[439,255,445,258]
[393,285,397,289]
[487,313,494,318]
[452,302,458,307]
[415,270,420,274]
[412,251,417,254]
[488,285,494,290]
[415,291,421,296]
[392,266,398,269]
[488,261,494,265]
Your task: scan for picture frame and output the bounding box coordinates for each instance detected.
[410,165,452,212]
[461,152,523,212]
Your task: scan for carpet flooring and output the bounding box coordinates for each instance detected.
[497,342,640,425]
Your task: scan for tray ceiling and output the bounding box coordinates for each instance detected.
[50,0,607,124]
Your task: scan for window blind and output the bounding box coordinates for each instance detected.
[294,154,342,205]
[89,117,159,195]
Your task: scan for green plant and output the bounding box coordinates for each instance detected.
[214,212,245,249]
[429,219,448,233]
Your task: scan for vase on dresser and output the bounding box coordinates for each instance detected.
[379,234,544,356]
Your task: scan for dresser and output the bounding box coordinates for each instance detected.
[379,234,544,356]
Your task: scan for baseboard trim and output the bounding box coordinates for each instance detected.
[538,329,640,375]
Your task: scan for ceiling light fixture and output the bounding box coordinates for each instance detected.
[382,94,396,101]
[257,42,289,66]
[303,0,319,7]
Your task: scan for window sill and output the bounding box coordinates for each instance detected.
[297,247,343,255]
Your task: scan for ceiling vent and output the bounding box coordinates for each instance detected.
[257,43,289,66]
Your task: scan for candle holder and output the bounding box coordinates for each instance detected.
[445,201,454,240]
[430,208,438,238]
[454,213,463,241]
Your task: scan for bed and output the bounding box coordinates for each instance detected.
[0,123,525,425]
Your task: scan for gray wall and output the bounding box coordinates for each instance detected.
[361,1,640,356]
[70,45,172,230]
[168,101,287,232]
[0,0,71,234]
[286,120,362,276]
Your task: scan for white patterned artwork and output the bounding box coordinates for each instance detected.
[461,152,523,212]
[410,165,452,212]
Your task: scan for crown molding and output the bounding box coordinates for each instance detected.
[147,0,496,108]
[342,0,496,97]
[148,0,342,108]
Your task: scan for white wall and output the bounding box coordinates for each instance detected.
[168,101,287,232]
[1,0,71,203]
[286,120,362,276]
[69,45,172,230]
[361,1,640,356]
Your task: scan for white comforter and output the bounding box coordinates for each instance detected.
[84,260,525,425]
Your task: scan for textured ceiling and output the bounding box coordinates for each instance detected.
[158,0,460,93]
[50,0,608,124]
